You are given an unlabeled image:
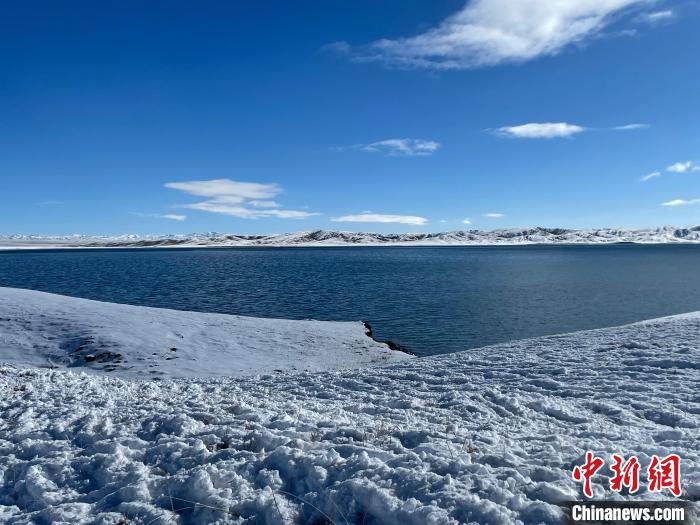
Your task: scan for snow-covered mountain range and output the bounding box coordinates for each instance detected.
[3,226,700,248]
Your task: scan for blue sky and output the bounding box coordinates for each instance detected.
[2,0,699,235]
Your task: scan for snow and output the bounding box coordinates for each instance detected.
[0,289,697,523]
[3,226,700,249]
[0,287,409,379]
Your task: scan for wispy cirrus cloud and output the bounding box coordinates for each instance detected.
[165,179,318,219]
[165,179,280,201]
[493,122,586,139]
[35,200,64,206]
[636,9,675,24]
[332,213,428,225]
[484,213,504,218]
[249,200,281,208]
[638,160,698,182]
[639,171,661,182]
[666,161,700,173]
[462,219,472,225]
[661,198,700,207]
[492,121,649,139]
[339,138,441,157]
[156,213,187,221]
[614,123,649,130]
[132,212,187,221]
[334,0,657,70]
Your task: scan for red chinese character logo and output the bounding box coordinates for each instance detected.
[573,451,605,497]
[609,454,640,494]
[648,454,681,497]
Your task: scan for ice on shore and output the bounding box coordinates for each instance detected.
[0,287,409,379]
[0,288,698,524]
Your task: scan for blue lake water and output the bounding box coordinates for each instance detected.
[2,245,700,356]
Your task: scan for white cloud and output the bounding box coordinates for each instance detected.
[187,201,316,219]
[639,171,661,182]
[249,200,281,208]
[332,213,428,225]
[360,138,441,156]
[484,213,504,218]
[132,212,188,221]
[355,0,650,70]
[164,179,280,201]
[160,214,187,221]
[614,123,649,130]
[666,161,700,173]
[494,122,585,139]
[462,219,472,224]
[637,10,674,24]
[661,198,700,207]
[131,211,187,221]
[166,178,318,220]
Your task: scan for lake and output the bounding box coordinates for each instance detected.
[2,244,700,356]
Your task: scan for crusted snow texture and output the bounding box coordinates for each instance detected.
[0,287,408,379]
[0,310,698,523]
[3,225,700,248]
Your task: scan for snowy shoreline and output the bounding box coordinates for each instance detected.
[0,289,697,523]
[0,287,410,379]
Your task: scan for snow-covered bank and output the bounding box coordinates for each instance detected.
[0,307,697,524]
[0,287,409,379]
[3,226,700,249]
